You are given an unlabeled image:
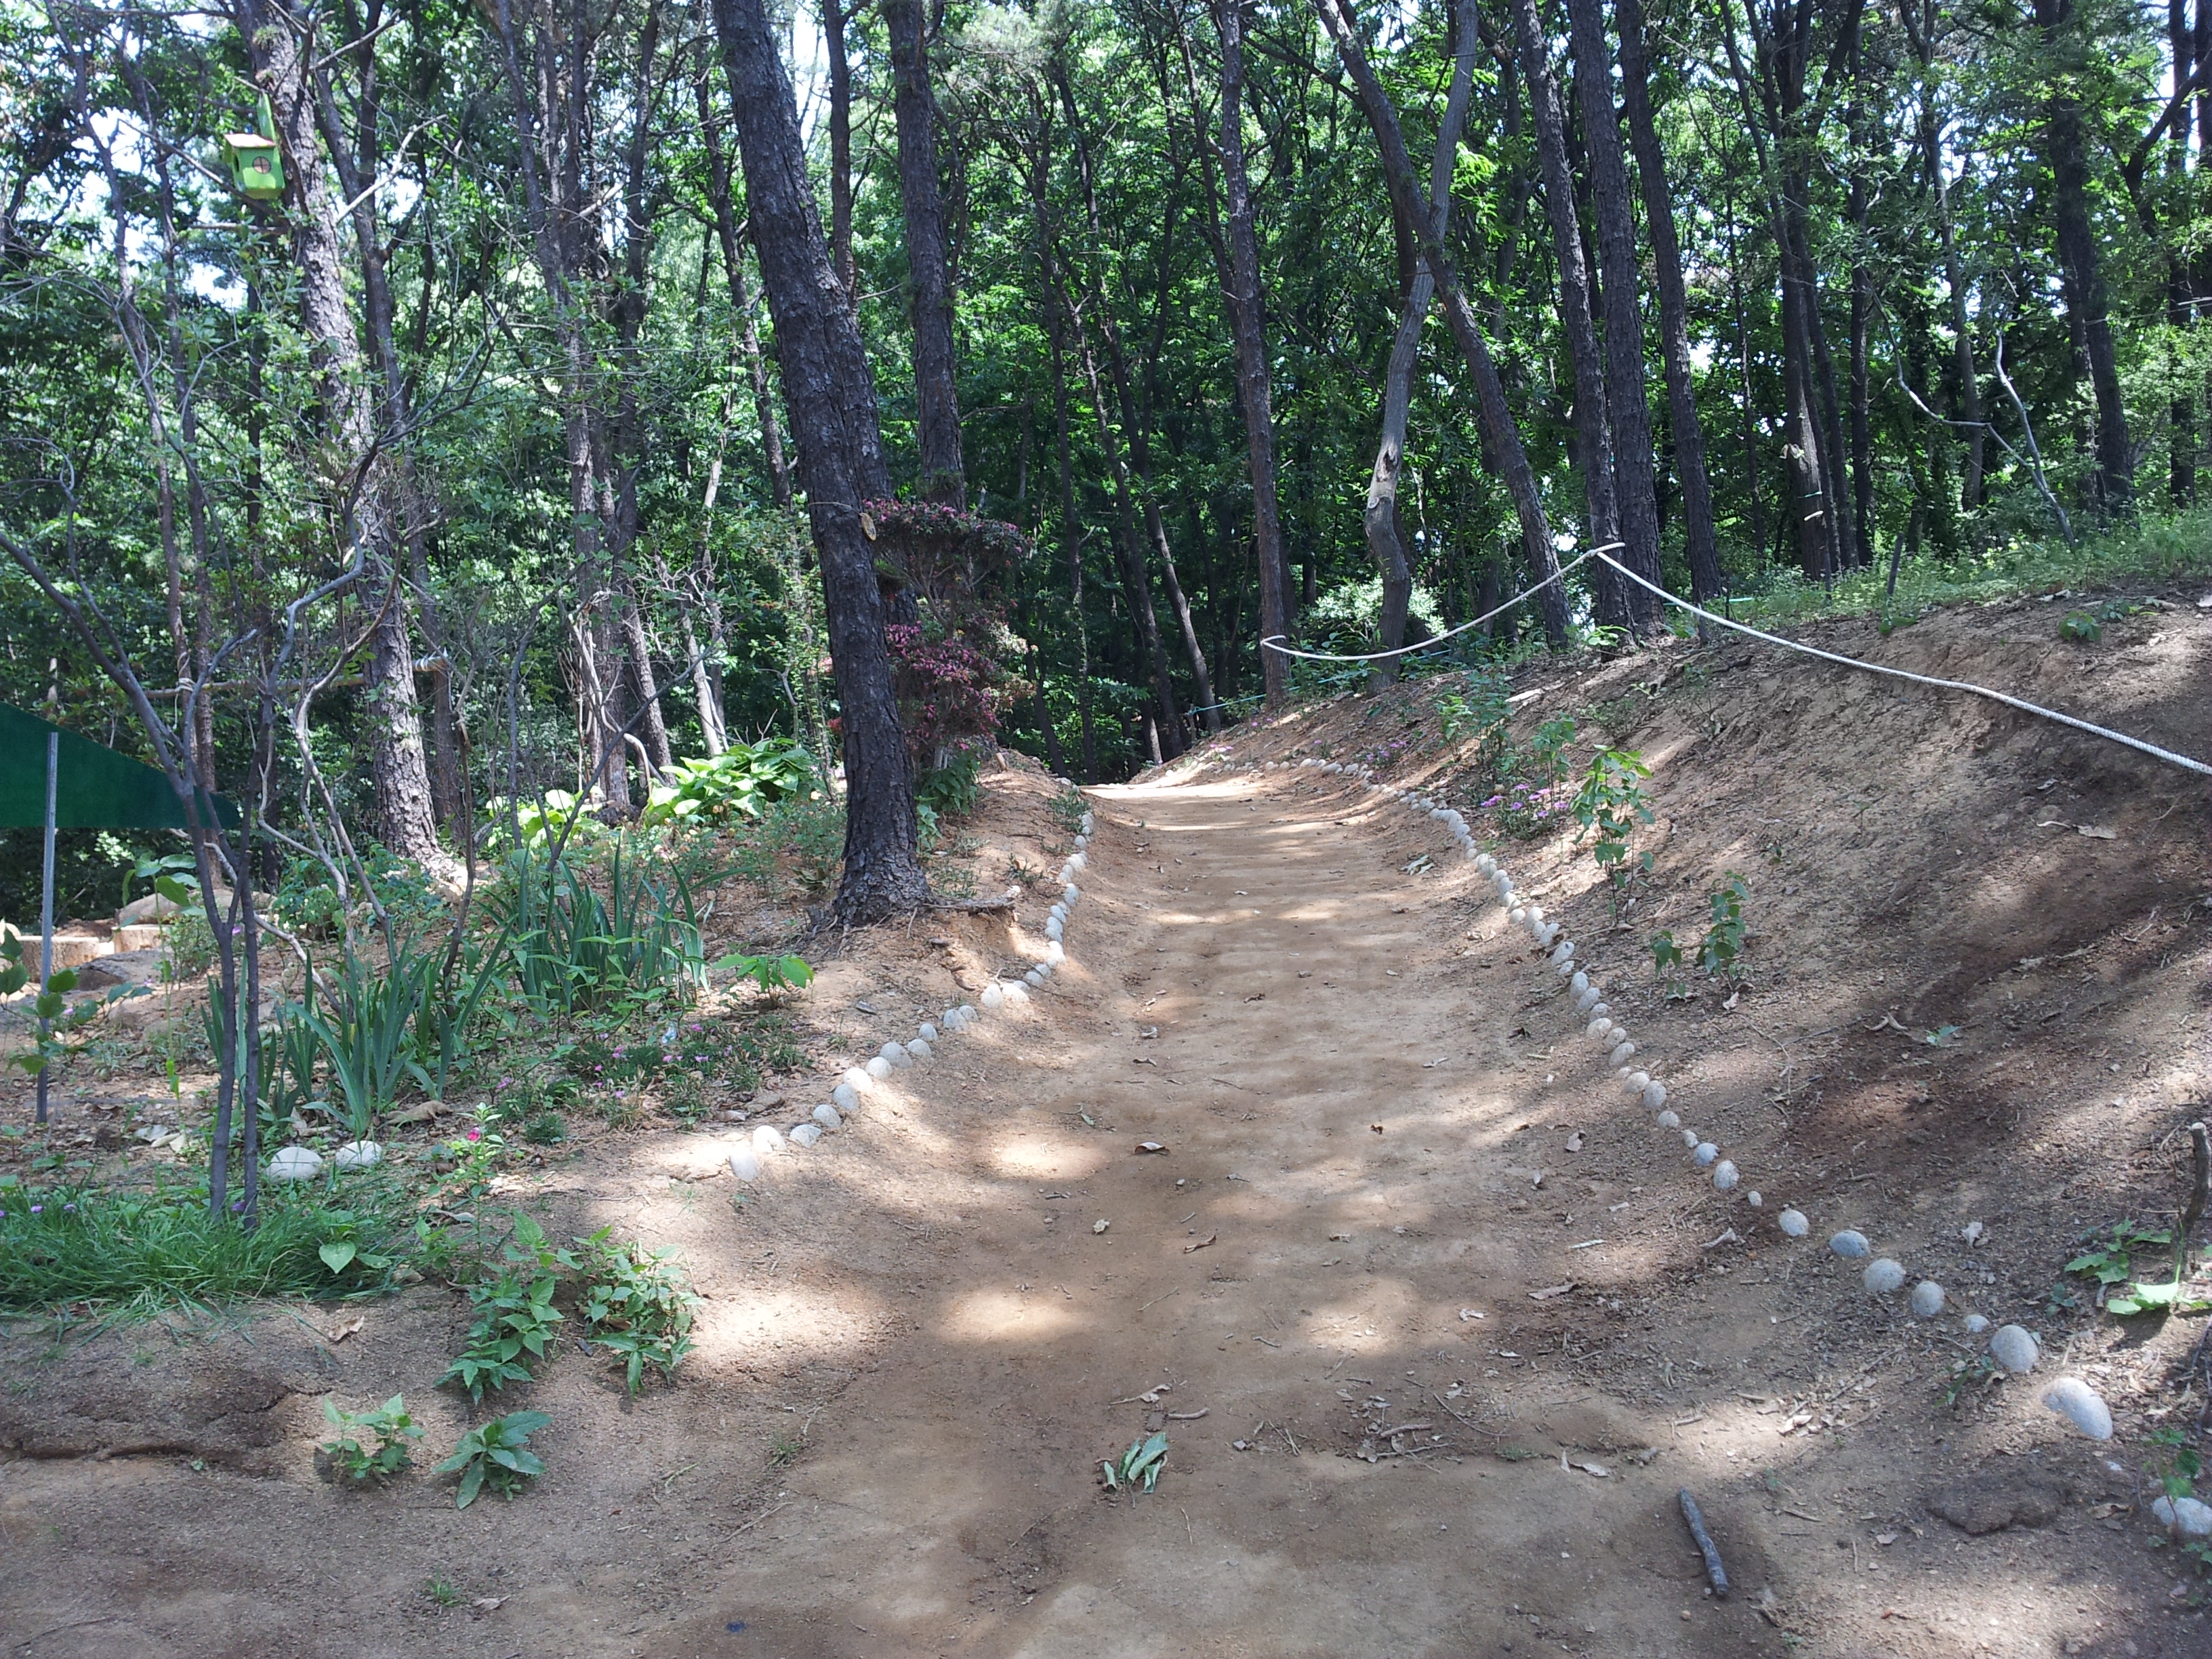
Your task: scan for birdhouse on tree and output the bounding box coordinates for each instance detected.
[221,93,285,203]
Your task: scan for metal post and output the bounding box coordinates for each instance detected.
[35,730,56,1126]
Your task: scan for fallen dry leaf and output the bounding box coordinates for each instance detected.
[325,1316,365,1344]
[1528,1284,1574,1302]
[1183,1234,1217,1253]
[1134,1141,1168,1154]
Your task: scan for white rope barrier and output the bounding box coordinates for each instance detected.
[1234,751,2113,1441]
[1258,546,2212,782]
[1256,548,1611,663]
[1587,551,2212,781]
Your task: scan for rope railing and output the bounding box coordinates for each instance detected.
[1256,546,2212,783]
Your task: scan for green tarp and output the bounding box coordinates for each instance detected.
[0,704,238,830]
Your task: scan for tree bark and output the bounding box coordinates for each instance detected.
[235,0,442,863]
[714,0,927,922]
[827,0,858,309]
[696,56,793,506]
[2034,0,2133,514]
[2171,0,2197,506]
[1563,0,1664,628]
[1614,0,1724,605]
[1362,0,1479,681]
[1510,0,1624,629]
[1212,0,1294,708]
[1316,0,1569,647]
[886,0,966,507]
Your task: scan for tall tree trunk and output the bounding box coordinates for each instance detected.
[1363,0,1479,681]
[1511,0,1624,628]
[886,0,966,506]
[1563,0,1664,628]
[1904,0,1986,512]
[1212,0,1293,708]
[236,0,442,863]
[2034,0,2133,514]
[1317,0,1570,646]
[827,0,858,308]
[1614,0,1724,605]
[2171,0,2198,506]
[714,0,927,922]
[697,55,793,506]
[1845,10,1875,569]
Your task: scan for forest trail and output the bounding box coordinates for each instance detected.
[672,773,1778,1658]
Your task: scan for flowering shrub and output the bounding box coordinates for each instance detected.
[884,622,1009,759]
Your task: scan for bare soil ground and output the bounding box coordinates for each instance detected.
[3,588,2210,1658]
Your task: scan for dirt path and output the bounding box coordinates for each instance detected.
[674,774,1758,1658]
[2,761,2174,1658]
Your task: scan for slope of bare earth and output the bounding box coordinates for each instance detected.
[1,586,2208,1659]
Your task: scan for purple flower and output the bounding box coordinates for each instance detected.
[29,1205,41,1215]
[62,1202,75,1213]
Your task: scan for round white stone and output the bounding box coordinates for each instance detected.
[981,985,1005,1010]
[865,1057,893,1080]
[1587,1019,1615,1042]
[1681,1129,1700,1148]
[1989,1325,2039,1375]
[1044,919,1064,941]
[790,1122,823,1149]
[267,1146,324,1182]
[1828,1230,1871,1258]
[844,1066,873,1092]
[1746,1191,1763,1208]
[1656,1110,1680,1130]
[752,1125,784,1153]
[1642,1082,1667,1109]
[1025,970,1045,987]
[1862,1258,1906,1294]
[813,1103,842,1129]
[918,1023,939,1043]
[1549,942,1574,964]
[832,1083,860,1112]
[1963,1313,1989,1334]
[1046,942,1065,964]
[1778,1209,1810,1237]
[1694,1142,1719,1167]
[908,1039,933,1060]
[2152,1496,2212,1538]
[333,1140,382,1171]
[1509,906,1528,927]
[1909,1280,1946,1318]
[1004,981,1030,1004]
[728,1148,761,1181]
[1624,1071,1650,1095]
[1712,1160,1739,1191]
[959,1004,976,1022]
[2040,1378,2113,1439]
[1569,969,1588,993]
[880,1042,911,1067]
[1608,1042,1636,1067]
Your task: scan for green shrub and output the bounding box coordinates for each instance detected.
[436,1410,550,1509]
[642,740,817,830]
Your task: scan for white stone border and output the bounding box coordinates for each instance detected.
[1248,752,2110,1441]
[724,808,1099,1182]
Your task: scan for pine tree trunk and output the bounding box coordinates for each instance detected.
[236,0,443,864]
[1614,0,1725,605]
[1214,0,1293,708]
[1317,0,1570,646]
[886,0,966,507]
[714,0,926,922]
[1364,0,1479,682]
[2035,0,2133,514]
[1510,0,1622,626]
[1563,0,1664,629]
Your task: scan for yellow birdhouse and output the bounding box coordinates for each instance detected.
[222,94,285,203]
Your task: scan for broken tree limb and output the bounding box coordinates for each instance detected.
[1679,1488,1729,1598]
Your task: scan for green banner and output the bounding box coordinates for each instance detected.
[0,705,239,830]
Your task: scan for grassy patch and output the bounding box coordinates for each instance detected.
[0,1172,409,1318]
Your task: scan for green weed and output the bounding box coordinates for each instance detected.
[321,1395,424,1482]
[436,1410,550,1509]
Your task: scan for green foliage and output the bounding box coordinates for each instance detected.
[436,1410,550,1509]
[2066,1221,2172,1288]
[423,1576,464,1609]
[571,1227,698,1393]
[2060,609,2102,642]
[0,930,143,1077]
[1100,1430,1168,1494]
[439,1216,565,1401]
[1435,668,1511,756]
[1652,878,1752,995]
[1044,786,1088,836]
[642,740,817,830]
[1571,749,1655,903]
[0,1175,405,1315]
[487,840,708,1016]
[916,746,983,817]
[321,1394,424,1482]
[281,947,438,1139]
[712,951,814,996]
[722,794,848,899]
[1476,716,1578,836]
[2065,1220,2208,1317]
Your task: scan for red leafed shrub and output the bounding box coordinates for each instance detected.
[884,623,1008,762]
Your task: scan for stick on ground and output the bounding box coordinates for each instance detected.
[1679,1487,1729,1598]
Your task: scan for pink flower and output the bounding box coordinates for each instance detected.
[465,1128,482,1143]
